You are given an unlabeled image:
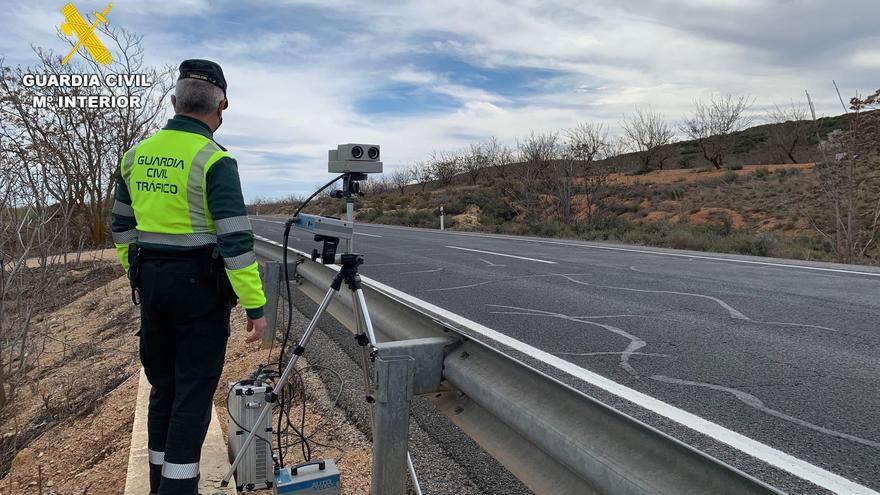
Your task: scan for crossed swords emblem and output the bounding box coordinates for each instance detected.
[60,2,113,66]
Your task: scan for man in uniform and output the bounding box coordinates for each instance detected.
[111,59,267,495]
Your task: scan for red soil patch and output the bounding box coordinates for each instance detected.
[608,163,815,186]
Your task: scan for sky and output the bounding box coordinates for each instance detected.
[1,0,878,201]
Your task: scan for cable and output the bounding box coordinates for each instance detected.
[294,173,345,219]
[273,173,344,466]
[276,173,344,371]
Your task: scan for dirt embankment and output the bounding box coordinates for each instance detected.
[0,273,141,495]
[1,266,373,495]
[606,163,815,186]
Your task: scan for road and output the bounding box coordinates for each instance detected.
[250,216,880,494]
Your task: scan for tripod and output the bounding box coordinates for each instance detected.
[337,176,424,494]
[222,253,378,487]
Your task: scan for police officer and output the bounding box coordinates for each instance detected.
[111,59,267,495]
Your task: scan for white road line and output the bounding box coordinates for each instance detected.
[365,224,880,278]
[251,218,286,225]
[250,217,382,237]
[446,245,557,264]
[254,232,878,495]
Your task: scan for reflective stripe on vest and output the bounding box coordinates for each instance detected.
[223,250,256,269]
[121,144,138,186]
[112,200,134,217]
[186,140,221,231]
[137,231,218,247]
[112,228,138,244]
[214,215,251,235]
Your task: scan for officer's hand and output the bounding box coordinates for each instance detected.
[245,316,267,343]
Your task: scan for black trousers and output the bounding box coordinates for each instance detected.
[137,250,230,495]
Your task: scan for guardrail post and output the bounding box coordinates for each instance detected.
[372,354,413,495]
[371,338,449,495]
[260,260,300,349]
[260,261,282,349]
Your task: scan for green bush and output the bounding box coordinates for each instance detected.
[750,231,774,256]
[754,167,770,179]
[722,170,738,184]
[664,186,685,200]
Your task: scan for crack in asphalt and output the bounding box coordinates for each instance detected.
[560,274,841,333]
[559,274,751,320]
[485,281,868,452]
[486,304,648,377]
[386,263,867,451]
[650,375,880,450]
[400,267,444,275]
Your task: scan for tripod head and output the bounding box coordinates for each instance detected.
[331,172,368,202]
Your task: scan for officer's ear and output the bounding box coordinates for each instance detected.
[170,94,177,112]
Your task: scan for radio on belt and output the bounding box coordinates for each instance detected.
[275,459,341,495]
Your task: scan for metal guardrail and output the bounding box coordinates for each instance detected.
[253,235,783,495]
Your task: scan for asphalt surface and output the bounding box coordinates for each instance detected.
[251,215,880,494]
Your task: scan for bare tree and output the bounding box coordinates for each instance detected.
[0,111,79,412]
[360,174,390,195]
[462,142,490,185]
[806,89,880,263]
[621,108,675,171]
[389,167,412,195]
[0,26,171,411]
[565,122,611,225]
[0,26,173,247]
[766,101,810,163]
[483,136,514,180]
[680,95,753,170]
[566,122,609,172]
[552,143,578,224]
[409,161,433,193]
[517,131,558,180]
[428,150,462,187]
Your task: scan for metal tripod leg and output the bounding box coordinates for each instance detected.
[351,291,375,437]
[222,282,338,487]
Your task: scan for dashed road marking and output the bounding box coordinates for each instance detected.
[446,245,556,264]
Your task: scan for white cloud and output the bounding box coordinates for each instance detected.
[849,49,880,68]
[2,0,876,200]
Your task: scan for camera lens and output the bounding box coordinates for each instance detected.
[351,146,364,159]
[368,147,379,160]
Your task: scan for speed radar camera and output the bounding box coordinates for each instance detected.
[328,143,383,173]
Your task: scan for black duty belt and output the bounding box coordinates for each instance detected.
[129,243,238,306]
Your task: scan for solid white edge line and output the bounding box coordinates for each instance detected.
[254,234,876,495]
[364,224,880,278]
[446,245,558,264]
[357,232,382,237]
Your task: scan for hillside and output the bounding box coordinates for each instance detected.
[252,111,879,265]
